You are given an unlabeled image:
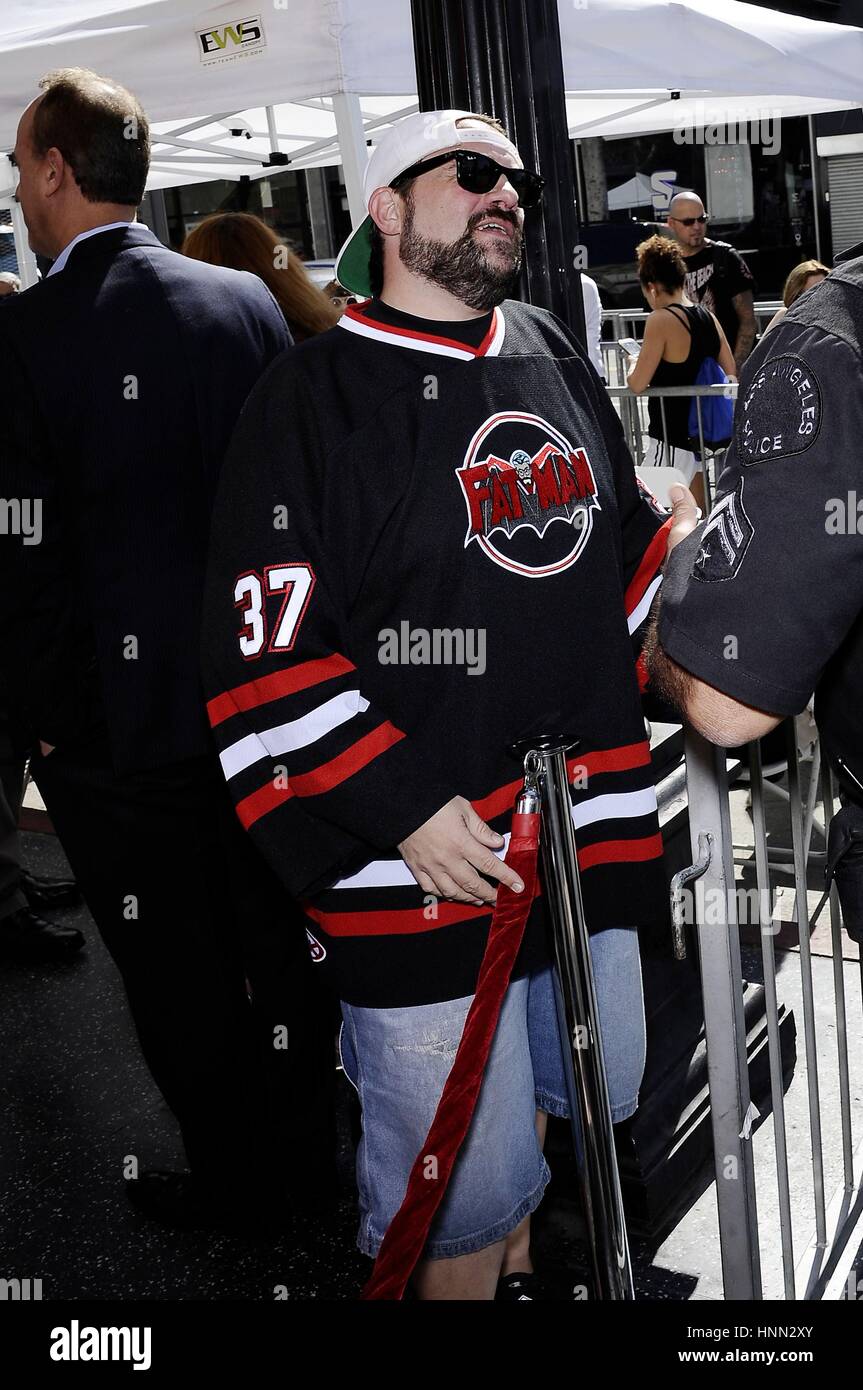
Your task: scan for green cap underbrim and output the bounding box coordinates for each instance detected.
[334,214,374,300]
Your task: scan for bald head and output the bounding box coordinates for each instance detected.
[667,191,707,255]
[668,191,703,219]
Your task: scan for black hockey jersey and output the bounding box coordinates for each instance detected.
[201,297,672,1008]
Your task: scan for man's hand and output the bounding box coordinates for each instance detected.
[665,484,702,561]
[39,740,55,757]
[398,796,525,906]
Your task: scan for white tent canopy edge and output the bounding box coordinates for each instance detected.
[0,0,860,283]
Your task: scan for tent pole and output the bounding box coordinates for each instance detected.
[808,115,822,264]
[265,104,281,160]
[332,93,369,228]
[10,198,37,287]
[568,95,670,138]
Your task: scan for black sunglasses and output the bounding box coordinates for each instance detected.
[390,149,544,209]
[670,214,708,227]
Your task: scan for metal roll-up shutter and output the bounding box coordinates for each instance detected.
[827,154,863,256]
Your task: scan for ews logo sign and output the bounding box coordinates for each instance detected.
[197,15,265,64]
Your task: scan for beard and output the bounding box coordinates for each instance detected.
[398,196,523,311]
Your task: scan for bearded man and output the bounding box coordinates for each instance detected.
[202,110,694,1299]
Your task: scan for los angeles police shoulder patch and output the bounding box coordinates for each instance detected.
[737,353,822,465]
[692,477,754,583]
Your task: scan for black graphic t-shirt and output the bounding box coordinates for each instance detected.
[202,297,672,1007]
[659,253,863,801]
[682,240,755,353]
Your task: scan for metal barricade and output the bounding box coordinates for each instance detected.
[521,713,861,1301]
[678,723,863,1300]
[602,302,783,351]
[605,382,738,510]
[600,301,784,412]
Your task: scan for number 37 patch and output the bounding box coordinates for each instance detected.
[233,563,316,658]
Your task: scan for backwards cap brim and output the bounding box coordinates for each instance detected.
[334,215,374,300]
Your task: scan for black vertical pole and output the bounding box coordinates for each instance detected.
[410,0,586,345]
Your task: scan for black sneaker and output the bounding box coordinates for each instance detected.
[495,1272,546,1301]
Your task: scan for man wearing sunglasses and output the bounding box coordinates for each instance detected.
[203,109,686,1299]
[666,190,756,372]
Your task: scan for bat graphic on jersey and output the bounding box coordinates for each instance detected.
[458,441,598,543]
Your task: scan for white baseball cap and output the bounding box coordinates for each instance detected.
[334,109,521,299]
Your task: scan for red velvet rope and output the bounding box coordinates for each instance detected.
[361,809,542,1301]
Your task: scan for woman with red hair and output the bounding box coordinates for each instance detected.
[183,212,339,342]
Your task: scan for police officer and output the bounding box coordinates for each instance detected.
[648,243,863,942]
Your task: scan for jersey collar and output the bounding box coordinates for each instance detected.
[337,299,506,360]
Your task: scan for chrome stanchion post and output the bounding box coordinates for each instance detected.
[515,736,634,1300]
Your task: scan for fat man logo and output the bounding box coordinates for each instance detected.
[456,411,601,578]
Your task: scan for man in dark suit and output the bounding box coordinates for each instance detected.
[0,67,330,1230]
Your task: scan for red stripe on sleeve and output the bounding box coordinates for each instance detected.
[234,722,406,829]
[304,870,542,937]
[624,517,673,618]
[236,778,294,829]
[303,901,492,937]
[472,741,653,826]
[570,740,652,779]
[578,832,664,871]
[472,775,524,825]
[206,653,356,728]
[288,722,405,796]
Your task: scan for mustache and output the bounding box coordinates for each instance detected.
[467,208,521,233]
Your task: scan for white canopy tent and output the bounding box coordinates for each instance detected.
[0,0,861,283]
[607,172,655,212]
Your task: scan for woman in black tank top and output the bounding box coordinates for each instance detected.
[627,235,736,511]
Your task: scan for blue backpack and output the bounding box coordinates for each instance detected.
[688,355,735,449]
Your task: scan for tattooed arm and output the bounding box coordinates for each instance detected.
[731,290,756,372]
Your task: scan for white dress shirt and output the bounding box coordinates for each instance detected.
[47,221,135,276]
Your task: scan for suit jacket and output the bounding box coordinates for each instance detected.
[0,223,290,773]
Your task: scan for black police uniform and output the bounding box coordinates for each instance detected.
[658,244,863,940]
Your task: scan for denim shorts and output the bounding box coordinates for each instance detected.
[339,927,646,1260]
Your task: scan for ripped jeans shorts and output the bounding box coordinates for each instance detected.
[338,928,646,1260]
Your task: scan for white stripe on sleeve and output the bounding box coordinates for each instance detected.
[219,689,370,780]
[326,787,658,891]
[627,573,662,634]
